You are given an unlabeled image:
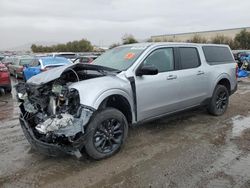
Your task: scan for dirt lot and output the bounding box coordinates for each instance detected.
[0,78,250,188]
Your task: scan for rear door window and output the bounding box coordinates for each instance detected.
[202,46,234,64]
[179,47,200,69]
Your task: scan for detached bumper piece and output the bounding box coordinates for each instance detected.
[20,117,83,158]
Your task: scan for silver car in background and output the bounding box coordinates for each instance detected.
[16,43,237,159]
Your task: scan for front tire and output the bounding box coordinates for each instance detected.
[85,108,128,160]
[208,85,229,116]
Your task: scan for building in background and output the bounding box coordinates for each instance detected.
[151,27,250,42]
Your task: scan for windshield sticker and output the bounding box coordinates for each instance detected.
[124,53,136,60]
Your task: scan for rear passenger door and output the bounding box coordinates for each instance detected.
[177,47,208,107]
[135,47,182,121]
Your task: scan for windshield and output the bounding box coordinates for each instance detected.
[92,46,146,71]
[20,58,34,66]
[42,57,72,66]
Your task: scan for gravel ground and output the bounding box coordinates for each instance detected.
[0,77,250,188]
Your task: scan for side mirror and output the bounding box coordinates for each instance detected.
[136,65,158,76]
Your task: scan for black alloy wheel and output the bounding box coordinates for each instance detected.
[93,118,123,154]
[208,84,229,116]
[85,108,128,160]
[215,90,228,112]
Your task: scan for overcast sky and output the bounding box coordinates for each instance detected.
[0,0,250,50]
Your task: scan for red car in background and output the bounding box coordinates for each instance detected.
[8,56,35,79]
[0,63,11,93]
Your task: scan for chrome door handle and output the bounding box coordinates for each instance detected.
[167,75,177,80]
[197,70,205,75]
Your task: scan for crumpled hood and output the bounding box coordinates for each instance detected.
[27,63,119,85]
[25,62,133,109]
[27,63,76,84]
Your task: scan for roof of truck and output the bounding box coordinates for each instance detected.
[122,42,229,48]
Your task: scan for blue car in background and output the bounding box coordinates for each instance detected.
[23,56,72,81]
[240,54,250,71]
[240,54,250,61]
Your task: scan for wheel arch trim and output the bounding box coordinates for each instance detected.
[93,89,135,123]
[211,73,233,96]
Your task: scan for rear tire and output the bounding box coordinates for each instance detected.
[85,108,128,160]
[208,85,229,116]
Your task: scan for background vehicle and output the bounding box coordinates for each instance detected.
[73,55,98,64]
[1,56,15,68]
[23,56,72,81]
[8,56,35,78]
[0,55,4,62]
[53,52,78,61]
[234,52,250,68]
[240,54,250,71]
[0,63,11,92]
[16,43,237,160]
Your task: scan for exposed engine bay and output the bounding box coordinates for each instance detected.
[16,64,116,157]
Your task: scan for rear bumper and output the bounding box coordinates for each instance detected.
[0,83,11,88]
[0,72,11,85]
[0,81,11,91]
[19,116,83,157]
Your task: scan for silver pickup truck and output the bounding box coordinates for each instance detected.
[16,43,237,159]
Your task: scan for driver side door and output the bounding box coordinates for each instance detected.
[135,47,182,121]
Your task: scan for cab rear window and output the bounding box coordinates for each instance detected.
[202,46,234,64]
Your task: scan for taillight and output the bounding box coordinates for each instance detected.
[0,67,8,72]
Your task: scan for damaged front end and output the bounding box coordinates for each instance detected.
[16,78,94,158]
